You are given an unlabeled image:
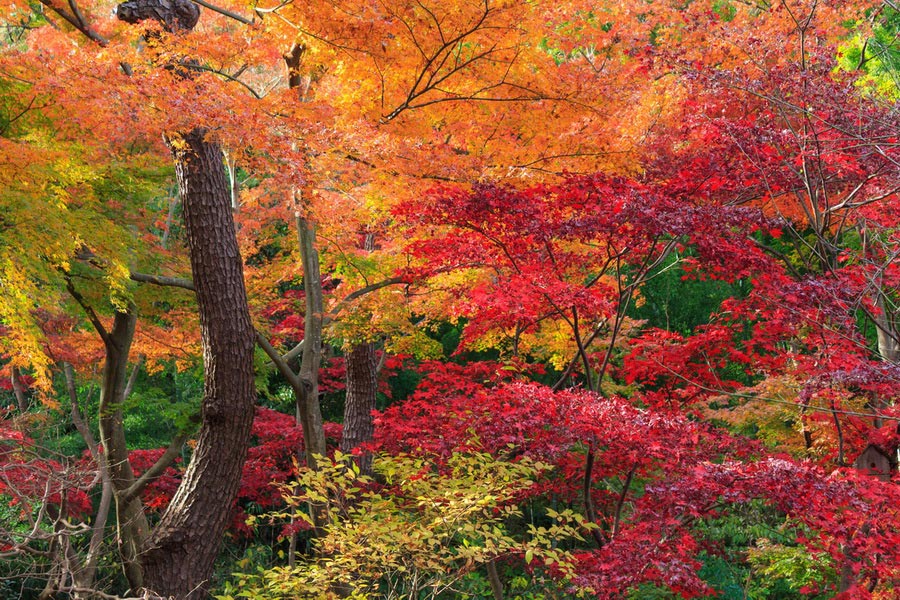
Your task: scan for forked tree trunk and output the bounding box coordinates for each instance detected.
[283,46,327,469]
[65,279,150,592]
[138,129,256,598]
[340,341,377,474]
[96,310,150,592]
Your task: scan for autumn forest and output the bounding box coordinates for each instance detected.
[1,0,899,598]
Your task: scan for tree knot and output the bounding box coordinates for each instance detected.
[116,0,200,32]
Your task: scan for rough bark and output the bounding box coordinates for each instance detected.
[116,0,199,30]
[137,129,256,599]
[113,2,258,595]
[340,341,377,474]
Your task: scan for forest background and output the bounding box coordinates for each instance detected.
[1,0,900,598]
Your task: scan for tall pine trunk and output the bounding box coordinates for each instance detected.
[340,341,377,474]
[138,129,256,598]
[114,1,258,594]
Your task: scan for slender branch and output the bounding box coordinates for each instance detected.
[612,464,637,539]
[11,365,28,412]
[831,394,846,466]
[255,330,303,391]
[129,271,195,291]
[186,63,263,98]
[120,429,191,504]
[326,277,407,322]
[63,363,99,460]
[123,354,145,401]
[647,355,900,422]
[267,277,405,365]
[38,0,108,45]
[552,320,608,391]
[582,441,606,547]
[190,0,253,23]
[571,307,594,393]
[63,362,114,586]
[374,344,389,375]
[65,277,110,345]
[130,269,406,374]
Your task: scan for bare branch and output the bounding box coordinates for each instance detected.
[38,0,109,45]
[120,429,191,504]
[255,330,303,390]
[129,271,195,291]
[65,277,110,345]
[325,277,407,322]
[131,269,405,369]
[191,0,253,24]
[186,62,264,98]
[63,363,99,460]
[123,354,145,401]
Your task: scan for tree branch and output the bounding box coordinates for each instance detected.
[186,63,263,98]
[129,271,195,291]
[63,362,114,586]
[123,354,145,401]
[38,0,109,46]
[255,330,303,391]
[262,276,406,366]
[612,464,637,539]
[63,363,99,461]
[120,429,191,504]
[190,0,253,24]
[130,270,405,369]
[583,441,606,547]
[324,277,407,323]
[65,277,111,345]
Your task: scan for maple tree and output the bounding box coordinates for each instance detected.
[1,0,900,598]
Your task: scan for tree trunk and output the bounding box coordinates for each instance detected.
[95,310,150,593]
[10,365,28,412]
[63,363,114,596]
[139,129,256,599]
[114,3,257,595]
[297,211,327,465]
[340,341,377,474]
[282,46,327,469]
[874,291,899,364]
[253,212,327,472]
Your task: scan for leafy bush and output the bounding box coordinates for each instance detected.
[218,450,590,600]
